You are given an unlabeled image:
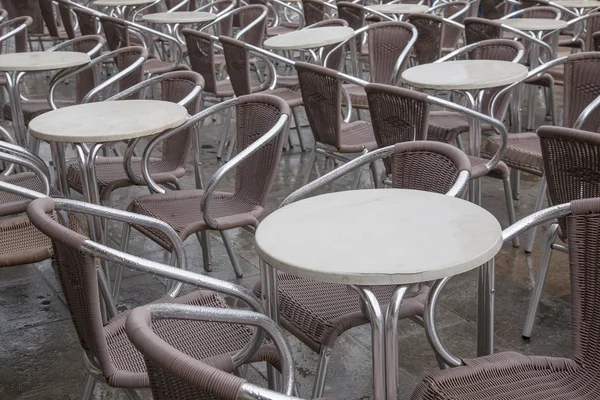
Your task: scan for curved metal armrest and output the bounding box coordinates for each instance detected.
[544,13,591,43]
[501,7,562,20]
[201,112,289,229]
[499,23,556,60]
[427,2,470,20]
[546,1,580,18]
[0,153,51,197]
[131,0,163,22]
[196,4,237,33]
[167,0,190,12]
[363,6,396,21]
[436,42,525,65]
[0,19,30,44]
[271,0,305,28]
[143,304,295,396]
[0,142,51,190]
[425,200,574,368]
[235,7,269,40]
[574,94,600,130]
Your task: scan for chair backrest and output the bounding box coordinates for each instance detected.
[56,0,77,40]
[6,0,44,35]
[539,126,600,239]
[367,21,415,85]
[519,6,561,19]
[594,31,600,51]
[72,6,98,36]
[388,140,471,193]
[220,35,253,97]
[232,94,289,208]
[481,0,510,19]
[406,13,444,65]
[439,1,469,49]
[236,4,267,47]
[583,13,600,51]
[564,197,600,365]
[110,46,148,99]
[337,1,365,48]
[100,15,130,51]
[310,18,349,70]
[562,52,600,132]
[201,0,236,37]
[183,29,218,94]
[0,16,33,53]
[38,0,63,39]
[464,17,502,45]
[295,62,342,148]
[158,71,204,168]
[302,0,326,26]
[25,197,117,380]
[364,83,430,174]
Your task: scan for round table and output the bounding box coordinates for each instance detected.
[402,60,528,204]
[256,189,503,400]
[0,51,90,150]
[142,11,217,24]
[29,100,188,206]
[497,18,568,32]
[263,26,354,64]
[93,0,155,5]
[367,4,429,19]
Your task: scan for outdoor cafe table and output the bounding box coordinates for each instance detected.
[402,59,528,205]
[366,4,429,19]
[142,11,217,24]
[553,0,600,15]
[0,51,90,150]
[255,189,503,400]
[263,26,355,64]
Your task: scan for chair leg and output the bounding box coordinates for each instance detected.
[220,230,243,277]
[80,374,96,400]
[216,105,232,159]
[302,147,317,186]
[511,169,520,201]
[225,134,237,162]
[502,175,519,248]
[522,223,558,340]
[112,223,132,302]
[525,176,548,254]
[292,107,305,151]
[311,347,332,399]
[370,161,380,188]
[196,232,212,272]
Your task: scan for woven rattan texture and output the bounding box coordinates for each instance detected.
[441,2,468,50]
[72,8,97,37]
[302,0,326,26]
[8,0,44,35]
[368,22,414,85]
[184,30,219,94]
[464,18,502,45]
[407,14,444,65]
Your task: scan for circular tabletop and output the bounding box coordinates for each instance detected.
[94,0,155,5]
[256,189,503,285]
[367,4,429,14]
[142,11,217,24]
[497,18,568,31]
[0,52,90,72]
[264,26,355,50]
[29,100,188,143]
[402,60,528,91]
[553,0,600,7]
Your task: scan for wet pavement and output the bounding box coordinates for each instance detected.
[0,70,572,399]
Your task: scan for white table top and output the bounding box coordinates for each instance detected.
[367,4,429,14]
[0,52,90,72]
[256,189,503,285]
[94,0,155,5]
[263,26,354,50]
[29,100,188,143]
[553,0,600,8]
[142,11,217,24]
[497,18,568,31]
[402,60,528,91]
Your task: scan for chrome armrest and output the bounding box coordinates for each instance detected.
[574,94,600,130]
[0,142,51,191]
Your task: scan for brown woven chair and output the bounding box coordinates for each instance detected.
[0,16,33,54]
[55,0,79,40]
[302,0,327,26]
[4,0,53,50]
[0,141,56,268]
[124,94,290,278]
[412,196,600,400]
[341,21,417,112]
[432,0,470,53]
[38,0,71,42]
[3,35,104,127]
[72,6,100,36]
[594,31,600,50]
[23,194,282,400]
[481,51,600,255]
[125,303,299,400]
[481,0,511,19]
[65,71,204,202]
[254,140,471,398]
[407,13,446,64]
[295,62,377,187]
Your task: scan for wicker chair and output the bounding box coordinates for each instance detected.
[55,0,79,40]
[481,51,600,255]
[124,94,290,278]
[341,21,417,112]
[38,0,71,42]
[407,13,446,64]
[3,0,52,50]
[302,0,327,26]
[3,35,105,127]
[254,139,471,398]
[0,16,33,54]
[433,0,470,53]
[23,194,282,400]
[412,196,600,400]
[0,141,58,268]
[65,71,204,202]
[481,0,511,19]
[295,62,377,187]
[594,31,600,50]
[72,6,100,36]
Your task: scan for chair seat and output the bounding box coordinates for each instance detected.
[413,351,595,399]
[0,213,53,267]
[276,75,299,91]
[66,156,186,202]
[342,84,369,109]
[4,99,74,126]
[104,290,279,388]
[127,189,263,249]
[266,24,297,36]
[263,87,303,107]
[559,34,584,49]
[481,132,543,176]
[468,155,509,180]
[0,172,58,215]
[253,273,428,351]
[144,57,189,75]
[338,121,377,153]
[427,111,493,143]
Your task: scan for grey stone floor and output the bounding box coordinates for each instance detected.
[0,72,572,400]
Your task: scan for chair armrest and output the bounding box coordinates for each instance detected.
[0,142,51,194]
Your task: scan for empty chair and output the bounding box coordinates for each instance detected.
[255,138,471,398]
[66,71,204,202]
[38,0,71,42]
[302,0,327,26]
[407,13,445,64]
[481,0,511,19]
[124,94,290,278]
[72,6,100,36]
[4,0,50,50]
[412,196,600,400]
